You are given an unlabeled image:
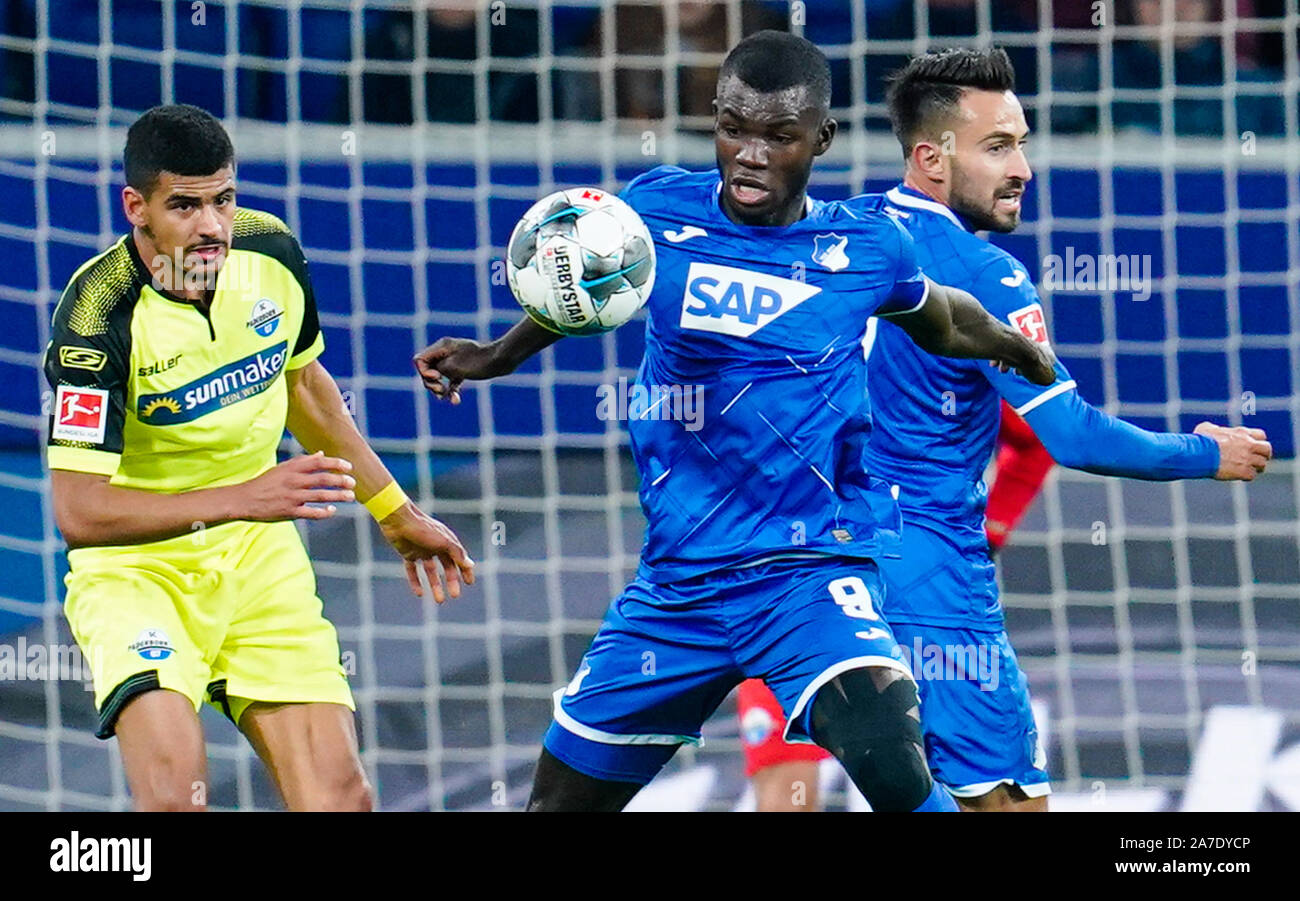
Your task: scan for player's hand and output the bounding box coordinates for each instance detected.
[414,338,506,405]
[236,451,355,521]
[991,331,1056,386]
[378,501,476,603]
[1194,422,1272,481]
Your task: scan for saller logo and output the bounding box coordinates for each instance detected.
[137,342,287,424]
[541,243,585,325]
[680,262,821,338]
[139,353,182,378]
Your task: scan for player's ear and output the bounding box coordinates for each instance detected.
[814,117,837,156]
[912,139,947,183]
[121,185,148,229]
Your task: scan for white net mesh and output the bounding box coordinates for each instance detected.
[0,0,1297,811]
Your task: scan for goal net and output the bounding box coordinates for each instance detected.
[0,0,1297,811]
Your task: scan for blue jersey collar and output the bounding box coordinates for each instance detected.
[885,184,972,232]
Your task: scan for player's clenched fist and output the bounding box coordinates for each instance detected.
[236,451,356,520]
[377,502,476,603]
[1194,422,1272,481]
[414,337,506,405]
[990,332,1056,386]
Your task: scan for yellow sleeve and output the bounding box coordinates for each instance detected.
[47,446,121,477]
[287,330,325,370]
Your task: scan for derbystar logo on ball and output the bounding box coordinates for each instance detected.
[541,243,585,325]
[506,186,655,336]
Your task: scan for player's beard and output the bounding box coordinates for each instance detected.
[949,164,1022,234]
[183,240,227,292]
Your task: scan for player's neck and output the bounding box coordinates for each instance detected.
[131,227,214,307]
[901,174,951,210]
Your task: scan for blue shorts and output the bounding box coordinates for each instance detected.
[893,622,1050,799]
[545,556,913,784]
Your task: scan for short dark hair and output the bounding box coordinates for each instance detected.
[124,104,234,196]
[885,47,1016,157]
[718,30,831,112]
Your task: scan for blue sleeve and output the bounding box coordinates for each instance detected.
[875,215,928,315]
[973,256,1220,479]
[973,255,1076,411]
[1023,391,1219,480]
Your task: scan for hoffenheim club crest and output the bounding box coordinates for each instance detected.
[811,233,850,272]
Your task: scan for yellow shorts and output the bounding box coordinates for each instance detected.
[63,519,353,739]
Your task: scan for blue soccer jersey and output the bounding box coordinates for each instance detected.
[862,184,1217,630]
[540,170,942,788]
[862,186,1078,628]
[865,186,1073,527]
[619,167,928,583]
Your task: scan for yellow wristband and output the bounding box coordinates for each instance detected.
[364,481,409,522]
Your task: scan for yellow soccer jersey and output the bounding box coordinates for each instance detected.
[43,208,324,493]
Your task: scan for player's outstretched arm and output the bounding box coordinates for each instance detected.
[414,316,563,405]
[285,360,475,603]
[968,275,1270,483]
[1017,388,1271,482]
[50,452,356,549]
[887,278,1056,386]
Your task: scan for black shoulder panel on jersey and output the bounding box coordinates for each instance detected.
[230,207,311,293]
[44,240,143,455]
[230,208,321,359]
[59,239,145,339]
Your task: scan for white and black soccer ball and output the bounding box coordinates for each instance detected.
[506,187,655,336]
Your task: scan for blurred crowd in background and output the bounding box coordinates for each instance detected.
[1,0,1294,137]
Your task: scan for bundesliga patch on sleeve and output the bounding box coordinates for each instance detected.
[52,385,109,444]
[1008,303,1050,346]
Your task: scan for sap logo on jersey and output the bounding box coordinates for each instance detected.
[680,262,821,338]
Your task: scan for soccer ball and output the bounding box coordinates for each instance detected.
[506,187,656,336]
